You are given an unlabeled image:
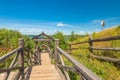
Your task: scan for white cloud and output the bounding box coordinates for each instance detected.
[56,22,73,27]
[79,31,85,34]
[57,23,64,27]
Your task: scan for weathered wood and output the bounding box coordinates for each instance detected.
[58,54,70,80]
[57,64,79,74]
[69,35,120,46]
[32,32,55,41]
[92,35,120,42]
[57,47,101,80]
[92,47,120,51]
[89,36,93,53]
[29,53,62,80]
[55,39,59,66]
[18,38,24,80]
[56,66,66,80]
[34,38,52,42]
[89,53,120,64]
[0,47,21,63]
[12,70,21,80]
[0,67,22,73]
[69,41,89,45]
[3,53,19,80]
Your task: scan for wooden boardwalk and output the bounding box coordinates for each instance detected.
[0,53,62,80]
[29,53,61,80]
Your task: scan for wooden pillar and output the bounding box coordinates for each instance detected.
[18,38,24,79]
[54,39,59,66]
[89,35,93,53]
[69,45,71,53]
[48,41,50,48]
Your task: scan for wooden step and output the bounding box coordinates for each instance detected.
[29,53,62,80]
[0,53,62,80]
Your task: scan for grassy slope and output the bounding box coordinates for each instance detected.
[0,28,34,68]
[69,25,120,80]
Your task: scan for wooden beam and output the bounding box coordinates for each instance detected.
[92,47,120,51]
[33,39,51,42]
[57,64,79,74]
[69,35,120,45]
[92,35,120,42]
[0,47,21,63]
[0,67,22,73]
[57,47,101,80]
[69,41,88,45]
[89,53,120,64]
[18,38,24,79]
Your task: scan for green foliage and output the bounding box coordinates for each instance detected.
[0,28,34,68]
[68,25,120,80]
[69,31,80,42]
[53,31,67,49]
[0,28,21,47]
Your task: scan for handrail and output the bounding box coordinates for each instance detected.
[0,47,21,63]
[57,47,101,80]
[69,35,120,45]
[0,38,25,80]
[67,35,120,65]
[92,35,120,42]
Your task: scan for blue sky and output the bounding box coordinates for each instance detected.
[0,0,120,35]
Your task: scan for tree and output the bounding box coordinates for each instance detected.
[53,31,67,49]
[69,31,80,42]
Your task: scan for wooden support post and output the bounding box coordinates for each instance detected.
[48,41,50,48]
[89,35,93,53]
[18,38,24,80]
[69,45,71,53]
[34,50,37,64]
[54,39,59,66]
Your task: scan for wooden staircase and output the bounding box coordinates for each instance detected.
[0,53,62,80]
[29,53,61,80]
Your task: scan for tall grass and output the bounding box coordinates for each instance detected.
[0,28,34,68]
[68,25,120,80]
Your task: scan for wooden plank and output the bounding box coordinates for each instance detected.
[69,40,88,45]
[92,47,120,51]
[34,39,51,42]
[28,53,62,80]
[0,67,22,73]
[69,35,120,45]
[92,35,120,42]
[0,72,16,80]
[0,47,21,63]
[57,47,101,80]
[89,53,120,64]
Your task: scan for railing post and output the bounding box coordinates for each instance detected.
[69,44,71,53]
[18,38,24,80]
[54,39,59,66]
[89,35,93,53]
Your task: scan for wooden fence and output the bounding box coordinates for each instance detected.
[67,35,120,64]
[0,38,41,80]
[54,39,101,80]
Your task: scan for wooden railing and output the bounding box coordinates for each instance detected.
[68,35,120,64]
[0,38,24,80]
[0,38,41,80]
[2,35,117,80]
[54,39,101,80]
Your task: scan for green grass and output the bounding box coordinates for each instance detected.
[67,25,120,80]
